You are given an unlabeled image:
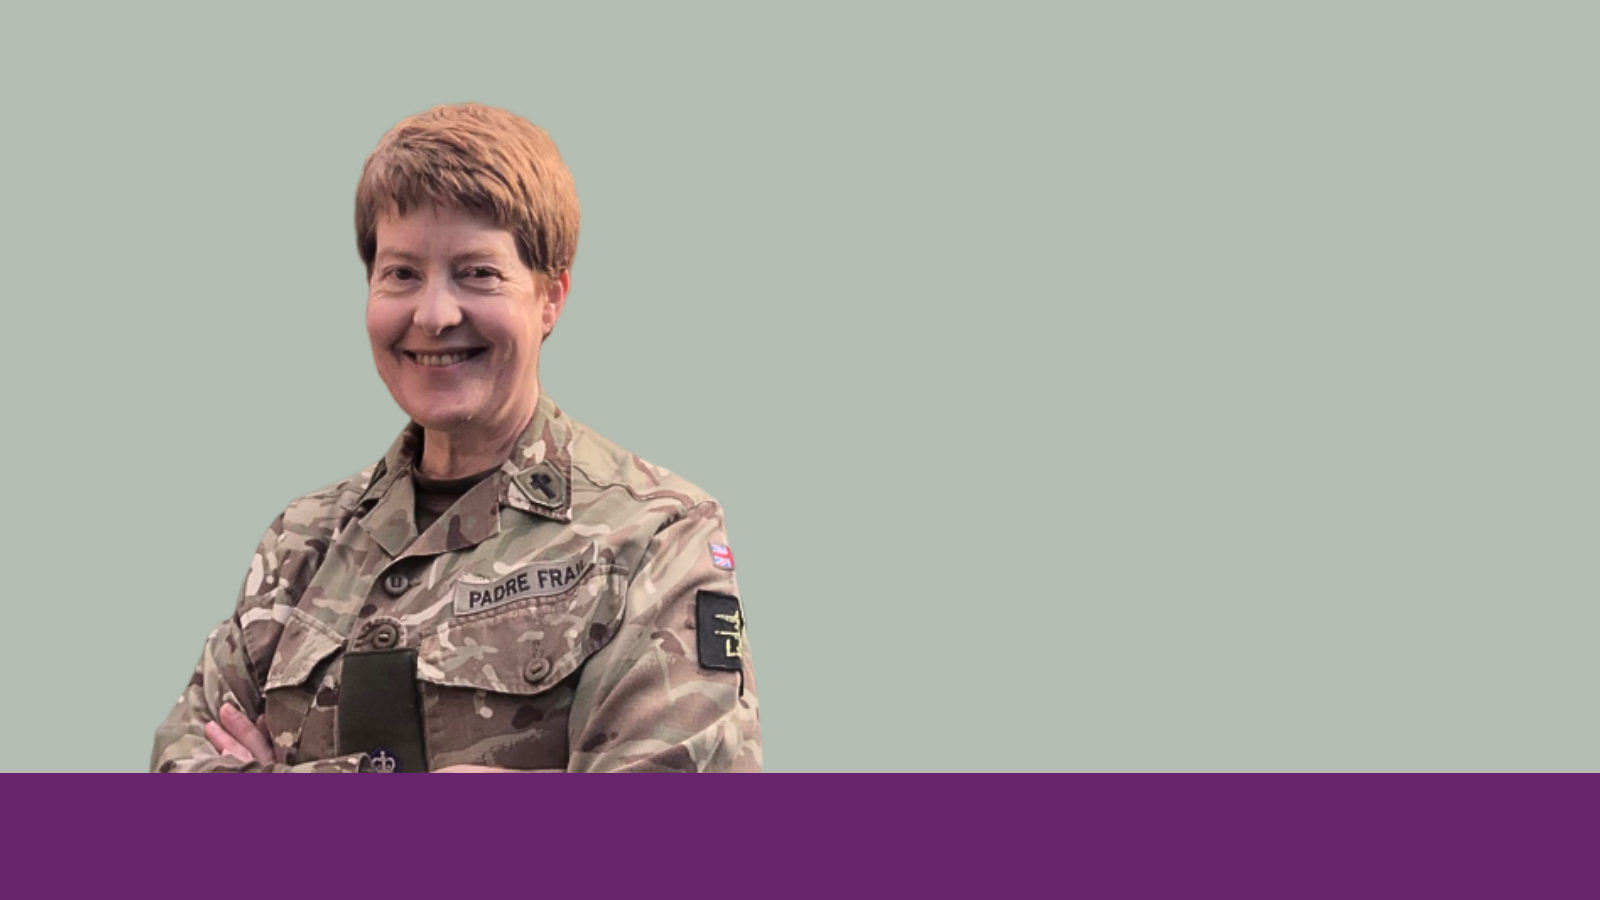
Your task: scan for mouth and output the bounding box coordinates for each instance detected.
[403,348,488,369]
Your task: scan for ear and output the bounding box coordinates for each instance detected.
[542,271,571,338]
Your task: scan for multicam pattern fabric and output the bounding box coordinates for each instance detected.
[150,393,759,772]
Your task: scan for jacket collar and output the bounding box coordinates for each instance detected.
[355,392,575,560]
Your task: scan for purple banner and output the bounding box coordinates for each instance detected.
[2,775,1592,897]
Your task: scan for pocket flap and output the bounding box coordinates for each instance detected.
[416,565,624,696]
[263,608,346,691]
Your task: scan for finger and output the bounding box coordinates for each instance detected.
[221,704,275,764]
[435,765,519,773]
[254,713,273,744]
[204,721,251,762]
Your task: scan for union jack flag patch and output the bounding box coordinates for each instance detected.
[709,543,735,570]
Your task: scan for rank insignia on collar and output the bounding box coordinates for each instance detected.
[709,543,735,571]
[511,461,567,510]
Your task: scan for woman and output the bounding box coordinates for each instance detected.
[150,104,759,772]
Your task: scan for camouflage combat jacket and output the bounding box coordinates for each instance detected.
[150,393,759,772]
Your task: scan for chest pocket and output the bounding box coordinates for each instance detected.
[413,563,625,769]
[261,609,346,765]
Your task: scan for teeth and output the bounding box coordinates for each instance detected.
[414,351,474,367]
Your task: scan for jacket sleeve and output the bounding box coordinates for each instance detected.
[566,500,762,772]
[149,517,368,773]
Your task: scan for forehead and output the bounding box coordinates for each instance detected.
[374,205,519,260]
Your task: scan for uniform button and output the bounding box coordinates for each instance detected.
[382,572,410,596]
[371,623,400,650]
[524,658,552,683]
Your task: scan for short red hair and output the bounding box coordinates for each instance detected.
[355,103,579,279]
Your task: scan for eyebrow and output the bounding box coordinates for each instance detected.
[374,248,511,265]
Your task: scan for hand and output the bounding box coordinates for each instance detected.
[204,703,274,765]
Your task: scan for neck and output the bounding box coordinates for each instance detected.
[418,394,539,479]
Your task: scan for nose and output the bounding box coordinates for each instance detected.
[413,281,464,336]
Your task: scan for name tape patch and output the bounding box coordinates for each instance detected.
[453,556,591,616]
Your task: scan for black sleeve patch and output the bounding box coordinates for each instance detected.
[695,591,744,672]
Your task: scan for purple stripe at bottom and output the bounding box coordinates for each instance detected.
[2,775,1592,898]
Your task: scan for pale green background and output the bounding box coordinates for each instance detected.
[0,2,1593,772]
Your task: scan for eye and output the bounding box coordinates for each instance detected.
[461,266,502,282]
[383,266,419,283]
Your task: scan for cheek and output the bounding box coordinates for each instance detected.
[366,302,402,352]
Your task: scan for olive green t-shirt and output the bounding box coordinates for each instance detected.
[412,465,500,534]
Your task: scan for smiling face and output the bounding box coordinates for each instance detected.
[366,205,566,447]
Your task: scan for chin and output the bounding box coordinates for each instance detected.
[408,407,483,433]
[394,392,487,433]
